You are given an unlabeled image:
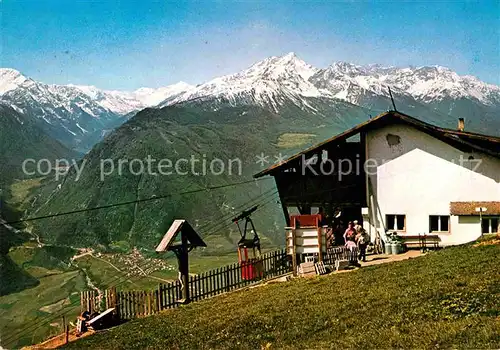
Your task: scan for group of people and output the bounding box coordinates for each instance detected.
[319,208,370,262]
[343,220,370,262]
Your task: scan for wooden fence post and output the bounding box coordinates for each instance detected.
[80,292,83,313]
[292,228,297,276]
[158,285,162,311]
[155,289,159,313]
[225,266,230,293]
[114,288,120,321]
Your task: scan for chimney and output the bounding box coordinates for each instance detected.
[458,118,465,132]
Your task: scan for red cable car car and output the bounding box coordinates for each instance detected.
[232,206,264,281]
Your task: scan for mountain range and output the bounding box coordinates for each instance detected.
[0,68,193,151]
[158,53,500,134]
[2,53,499,153]
[1,53,499,251]
[161,53,500,110]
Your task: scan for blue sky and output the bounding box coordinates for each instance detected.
[2,0,499,90]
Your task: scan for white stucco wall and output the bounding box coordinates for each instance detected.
[365,123,500,246]
[445,215,481,245]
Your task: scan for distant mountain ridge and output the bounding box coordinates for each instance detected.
[67,81,193,114]
[0,68,193,115]
[2,54,499,152]
[158,53,500,112]
[310,62,500,105]
[0,68,193,151]
[3,53,499,116]
[153,53,500,135]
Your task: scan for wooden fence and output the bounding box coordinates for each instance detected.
[323,246,359,265]
[80,248,291,320]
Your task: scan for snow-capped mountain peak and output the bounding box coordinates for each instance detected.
[0,68,28,95]
[132,82,194,106]
[0,70,125,150]
[66,82,194,114]
[361,65,500,105]
[161,53,329,110]
[66,84,102,99]
[2,55,499,150]
[326,61,366,77]
[310,62,500,106]
[241,52,317,81]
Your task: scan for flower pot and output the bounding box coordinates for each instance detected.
[384,242,392,255]
[389,243,395,255]
[392,243,402,255]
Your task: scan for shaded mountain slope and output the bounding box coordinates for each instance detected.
[0,104,76,188]
[0,104,77,295]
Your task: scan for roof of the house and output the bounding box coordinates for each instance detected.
[254,110,500,178]
[450,201,500,216]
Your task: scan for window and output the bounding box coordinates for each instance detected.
[386,214,405,231]
[481,217,499,234]
[429,215,450,232]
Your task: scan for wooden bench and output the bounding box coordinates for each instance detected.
[87,308,115,330]
[397,234,440,251]
[298,261,317,277]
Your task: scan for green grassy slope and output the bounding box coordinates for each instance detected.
[0,268,85,347]
[70,238,499,349]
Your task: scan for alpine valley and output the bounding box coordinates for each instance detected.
[1,52,500,347]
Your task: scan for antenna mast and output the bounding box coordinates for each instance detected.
[388,87,397,111]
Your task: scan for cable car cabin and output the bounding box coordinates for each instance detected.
[232,206,265,281]
[286,214,328,264]
[237,238,264,281]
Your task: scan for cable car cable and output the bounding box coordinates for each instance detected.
[4,178,273,225]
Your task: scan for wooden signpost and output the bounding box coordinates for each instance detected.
[155,220,207,304]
